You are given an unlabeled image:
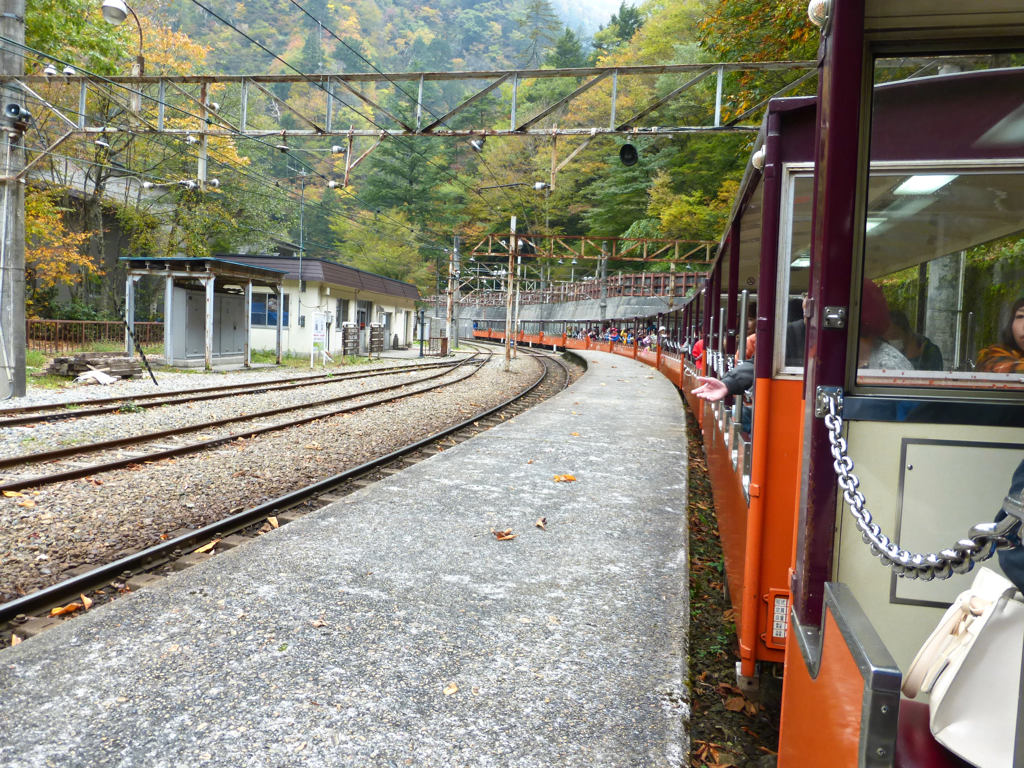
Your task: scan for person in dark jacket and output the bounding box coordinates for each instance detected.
[692,360,754,403]
[996,459,1024,591]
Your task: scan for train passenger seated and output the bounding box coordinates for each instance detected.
[884,310,943,371]
[859,279,912,370]
[976,298,1024,373]
[691,338,705,373]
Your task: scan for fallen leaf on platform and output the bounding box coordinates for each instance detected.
[11,634,21,646]
[443,682,458,696]
[2,490,23,497]
[80,594,93,610]
[492,529,517,541]
[570,432,579,436]
[17,499,35,508]
[310,619,328,628]
[526,459,534,464]
[535,517,547,530]
[553,474,577,483]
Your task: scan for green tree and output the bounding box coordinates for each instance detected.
[26,0,130,76]
[513,0,563,68]
[544,28,587,68]
[330,207,434,291]
[591,2,645,62]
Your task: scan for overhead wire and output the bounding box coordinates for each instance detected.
[7,41,453,253]
[10,34,542,248]
[283,0,545,232]
[184,0,541,235]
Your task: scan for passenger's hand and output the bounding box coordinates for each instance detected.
[692,377,729,402]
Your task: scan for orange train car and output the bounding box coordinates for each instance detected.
[474,4,1024,763]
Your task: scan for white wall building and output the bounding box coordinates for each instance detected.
[224,254,420,357]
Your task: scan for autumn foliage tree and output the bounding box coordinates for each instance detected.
[24,190,97,317]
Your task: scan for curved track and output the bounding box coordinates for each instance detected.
[0,354,485,492]
[0,347,579,641]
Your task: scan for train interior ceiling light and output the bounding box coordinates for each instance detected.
[893,174,957,195]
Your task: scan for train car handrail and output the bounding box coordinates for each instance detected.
[818,387,1023,581]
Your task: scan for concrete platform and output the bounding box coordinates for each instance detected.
[0,350,690,768]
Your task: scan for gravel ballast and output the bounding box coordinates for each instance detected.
[0,351,545,604]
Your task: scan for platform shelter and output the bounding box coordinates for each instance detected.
[122,257,287,370]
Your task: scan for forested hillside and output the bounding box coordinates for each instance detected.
[22,0,817,315]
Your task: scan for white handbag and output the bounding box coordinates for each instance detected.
[901,567,1024,768]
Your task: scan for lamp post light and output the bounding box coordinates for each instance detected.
[101,0,144,76]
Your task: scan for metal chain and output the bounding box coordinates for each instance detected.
[821,390,1023,581]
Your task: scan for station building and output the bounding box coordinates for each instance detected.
[123,254,420,369]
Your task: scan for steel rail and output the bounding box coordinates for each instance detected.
[0,347,572,626]
[0,360,460,427]
[0,354,485,490]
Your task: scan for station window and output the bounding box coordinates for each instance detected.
[856,57,1024,391]
[251,293,289,327]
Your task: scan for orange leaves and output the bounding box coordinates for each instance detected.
[193,538,221,554]
[50,594,92,617]
[24,189,97,314]
[492,529,517,541]
[692,739,739,767]
[3,490,36,507]
[552,474,576,483]
[535,517,547,531]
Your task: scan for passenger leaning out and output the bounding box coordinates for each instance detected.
[976,297,1024,373]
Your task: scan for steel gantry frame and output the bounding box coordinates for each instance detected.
[15,60,817,138]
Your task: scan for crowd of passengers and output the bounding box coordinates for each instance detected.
[565,325,669,348]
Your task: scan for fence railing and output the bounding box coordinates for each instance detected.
[27,319,163,354]
[428,271,704,307]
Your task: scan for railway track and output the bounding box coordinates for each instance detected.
[0,354,485,492]
[0,358,462,429]
[0,346,579,646]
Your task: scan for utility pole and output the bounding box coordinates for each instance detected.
[504,216,516,371]
[0,0,25,399]
[599,243,608,327]
[452,235,461,350]
[512,241,522,359]
[445,244,453,354]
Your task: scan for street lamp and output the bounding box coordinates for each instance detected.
[101,0,145,77]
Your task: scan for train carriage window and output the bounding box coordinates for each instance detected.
[776,169,814,375]
[857,58,1024,391]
